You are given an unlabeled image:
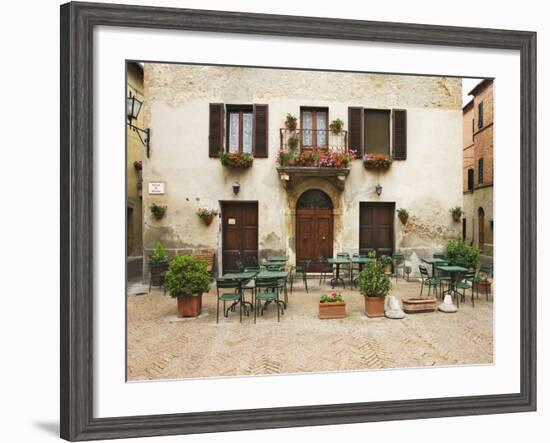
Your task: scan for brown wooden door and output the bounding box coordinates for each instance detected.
[359,202,395,257]
[222,202,258,272]
[296,208,333,272]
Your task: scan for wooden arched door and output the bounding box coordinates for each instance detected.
[478,207,485,252]
[295,190,333,272]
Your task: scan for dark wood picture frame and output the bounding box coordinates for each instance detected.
[60,2,537,441]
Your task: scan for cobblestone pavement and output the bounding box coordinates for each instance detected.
[127,278,493,381]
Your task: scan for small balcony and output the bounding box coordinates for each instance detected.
[277,128,353,190]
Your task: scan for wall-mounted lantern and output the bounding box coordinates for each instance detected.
[375,183,383,196]
[126,93,151,158]
[232,181,241,195]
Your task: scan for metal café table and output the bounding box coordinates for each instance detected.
[436,265,468,307]
[219,271,257,313]
[327,257,350,288]
[422,257,448,277]
[351,256,373,286]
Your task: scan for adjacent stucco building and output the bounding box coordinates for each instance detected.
[140,63,463,276]
[126,62,144,258]
[462,79,494,256]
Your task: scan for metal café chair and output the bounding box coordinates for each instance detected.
[419,265,440,299]
[254,277,284,323]
[216,278,246,323]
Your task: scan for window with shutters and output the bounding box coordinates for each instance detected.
[226,105,254,153]
[478,101,484,129]
[364,110,390,156]
[478,158,484,184]
[300,107,328,149]
[468,168,474,192]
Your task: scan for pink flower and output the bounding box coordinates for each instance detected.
[331,292,337,297]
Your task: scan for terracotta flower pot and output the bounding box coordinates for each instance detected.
[364,296,385,318]
[177,294,202,318]
[452,212,462,222]
[398,214,409,225]
[319,301,346,319]
[473,281,491,293]
[202,214,213,226]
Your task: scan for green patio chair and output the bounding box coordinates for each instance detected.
[216,279,246,323]
[456,271,476,306]
[290,260,310,294]
[318,257,333,286]
[433,253,445,259]
[254,277,284,323]
[419,265,440,299]
[392,252,405,282]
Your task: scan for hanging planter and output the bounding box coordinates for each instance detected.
[219,151,253,168]
[196,208,218,226]
[133,160,143,171]
[363,154,393,170]
[329,118,344,134]
[149,203,167,220]
[397,208,409,225]
[450,206,463,222]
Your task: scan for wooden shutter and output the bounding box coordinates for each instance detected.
[208,103,224,157]
[392,109,407,160]
[348,107,364,155]
[253,104,268,158]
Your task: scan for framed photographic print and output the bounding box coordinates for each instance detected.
[60,1,537,441]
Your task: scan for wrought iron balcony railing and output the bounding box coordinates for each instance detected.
[279,128,348,152]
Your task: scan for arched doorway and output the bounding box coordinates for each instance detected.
[478,207,485,252]
[296,189,334,272]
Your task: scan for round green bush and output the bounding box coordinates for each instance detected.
[164,255,210,297]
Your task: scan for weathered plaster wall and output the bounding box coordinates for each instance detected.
[142,64,462,276]
[126,62,144,257]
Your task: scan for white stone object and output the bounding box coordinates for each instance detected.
[438,294,458,313]
[385,295,406,319]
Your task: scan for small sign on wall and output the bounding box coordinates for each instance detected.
[148,182,165,194]
[228,218,236,225]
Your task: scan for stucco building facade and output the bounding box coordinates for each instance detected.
[141,64,463,276]
[126,62,144,259]
[462,79,494,256]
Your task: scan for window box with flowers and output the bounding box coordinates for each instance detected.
[363,154,393,171]
[277,148,356,169]
[219,151,253,169]
[318,292,346,319]
[196,208,218,226]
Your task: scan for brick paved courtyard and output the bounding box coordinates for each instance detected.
[127,278,493,381]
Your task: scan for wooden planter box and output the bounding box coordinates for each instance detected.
[177,294,203,318]
[319,302,346,319]
[364,296,385,318]
[402,297,437,313]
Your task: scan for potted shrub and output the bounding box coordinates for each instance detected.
[285,113,298,130]
[196,208,218,226]
[219,151,254,168]
[318,292,346,319]
[149,203,167,220]
[164,255,211,318]
[358,252,391,317]
[380,254,393,274]
[450,206,463,222]
[148,242,169,290]
[329,118,344,134]
[397,208,409,225]
[287,134,300,151]
[444,239,480,270]
[363,153,393,170]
